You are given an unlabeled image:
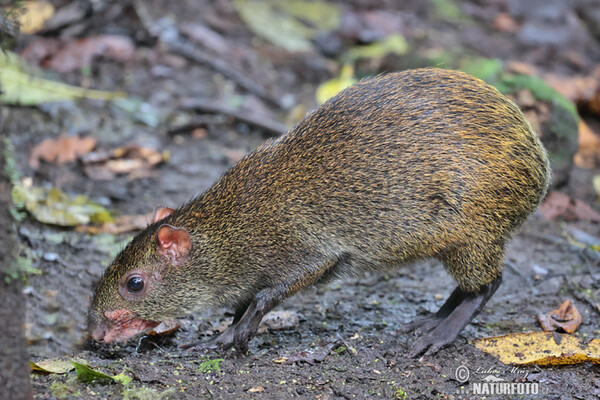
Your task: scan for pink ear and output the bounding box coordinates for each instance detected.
[153,206,175,223]
[156,224,191,265]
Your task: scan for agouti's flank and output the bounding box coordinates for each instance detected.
[88,68,549,357]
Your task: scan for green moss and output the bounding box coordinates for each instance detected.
[458,57,503,81]
[122,385,175,400]
[50,376,82,399]
[393,386,408,399]
[429,0,464,21]
[2,138,26,222]
[495,73,579,122]
[197,358,225,374]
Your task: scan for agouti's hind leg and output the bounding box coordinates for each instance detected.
[396,286,472,335]
[407,275,502,357]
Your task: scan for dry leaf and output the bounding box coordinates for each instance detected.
[283,339,343,365]
[538,300,582,333]
[544,73,599,104]
[539,191,570,221]
[573,199,600,223]
[12,184,112,226]
[493,12,519,33]
[83,145,168,180]
[506,61,539,76]
[29,136,96,169]
[47,35,135,73]
[76,212,153,235]
[539,191,600,223]
[201,320,230,337]
[574,120,600,169]
[248,386,265,393]
[30,358,74,374]
[257,310,300,334]
[219,148,246,163]
[474,332,600,366]
[147,319,181,337]
[19,1,55,34]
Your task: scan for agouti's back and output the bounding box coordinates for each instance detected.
[89,68,549,356]
[192,68,549,292]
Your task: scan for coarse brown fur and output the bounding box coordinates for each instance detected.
[89,68,550,349]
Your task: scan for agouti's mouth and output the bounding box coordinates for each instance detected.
[91,309,160,343]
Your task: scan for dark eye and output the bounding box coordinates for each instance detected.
[126,276,144,293]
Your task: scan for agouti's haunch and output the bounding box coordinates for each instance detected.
[88,68,550,356]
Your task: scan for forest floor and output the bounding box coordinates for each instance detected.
[3,0,600,398]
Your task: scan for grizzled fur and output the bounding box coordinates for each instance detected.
[89,68,549,340]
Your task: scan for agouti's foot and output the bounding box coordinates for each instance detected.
[407,323,460,358]
[180,325,237,353]
[396,315,442,335]
[399,276,503,358]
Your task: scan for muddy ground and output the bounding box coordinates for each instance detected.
[3,0,600,398]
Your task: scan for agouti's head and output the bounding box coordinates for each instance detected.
[88,207,203,343]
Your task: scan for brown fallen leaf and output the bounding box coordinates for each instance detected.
[538,300,582,333]
[47,35,135,73]
[539,191,600,223]
[474,332,600,366]
[544,73,599,104]
[574,120,600,169]
[29,135,96,169]
[493,12,519,33]
[283,339,343,365]
[247,386,265,393]
[506,61,539,77]
[539,191,570,221]
[201,320,230,337]
[83,145,169,180]
[257,310,300,334]
[573,199,600,223]
[75,212,153,235]
[147,319,181,337]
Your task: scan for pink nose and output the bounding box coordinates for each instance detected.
[91,323,109,342]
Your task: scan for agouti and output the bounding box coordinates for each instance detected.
[88,68,550,357]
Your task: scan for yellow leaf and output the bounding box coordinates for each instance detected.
[234,0,341,52]
[18,1,55,34]
[12,184,113,227]
[474,332,600,366]
[315,65,356,104]
[342,34,410,63]
[30,359,75,374]
[0,52,125,105]
[593,175,600,198]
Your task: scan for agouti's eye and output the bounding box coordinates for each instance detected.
[126,276,144,293]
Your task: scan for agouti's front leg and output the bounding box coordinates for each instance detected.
[183,259,337,353]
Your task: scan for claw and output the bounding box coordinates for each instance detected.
[396,315,443,335]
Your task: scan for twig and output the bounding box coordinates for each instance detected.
[572,292,600,316]
[180,98,288,137]
[504,260,529,283]
[132,0,285,109]
[168,40,285,109]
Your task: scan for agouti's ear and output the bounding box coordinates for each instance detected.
[153,206,175,223]
[156,224,191,265]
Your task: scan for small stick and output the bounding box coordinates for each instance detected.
[180,98,288,137]
[133,0,285,109]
